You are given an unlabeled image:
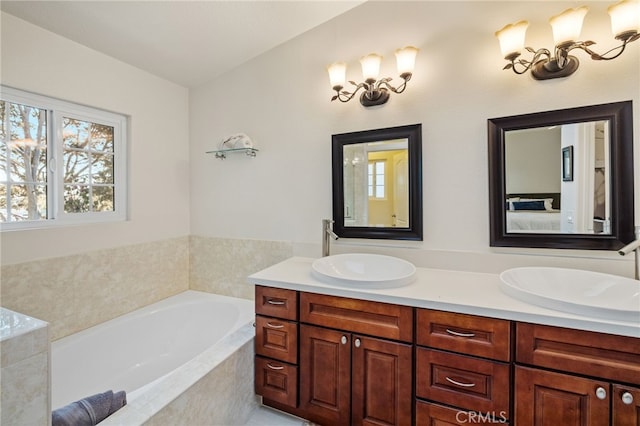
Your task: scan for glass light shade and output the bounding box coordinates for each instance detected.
[549,6,589,46]
[608,0,640,38]
[495,20,529,59]
[327,62,346,90]
[395,46,419,76]
[360,53,382,82]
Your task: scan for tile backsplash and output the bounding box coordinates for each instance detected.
[1,237,189,341]
[1,235,292,341]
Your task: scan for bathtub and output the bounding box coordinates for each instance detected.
[52,290,258,425]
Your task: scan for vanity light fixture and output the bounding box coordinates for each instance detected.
[327,46,418,107]
[495,0,640,80]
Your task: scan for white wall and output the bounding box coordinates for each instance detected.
[189,1,639,271]
[0,12,191,265]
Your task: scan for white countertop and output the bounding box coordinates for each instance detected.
[248,257,640,339]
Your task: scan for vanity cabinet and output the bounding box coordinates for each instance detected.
[299,292,413,426]
[254,286,299,408]
[254,282,640,426]
[415,309,513,424]
[254,286,413,426]
[514,323,640,425]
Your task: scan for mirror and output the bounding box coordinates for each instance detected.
[332,124,422,240]
[488,101,634,250]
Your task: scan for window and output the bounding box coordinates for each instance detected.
[0,86,127,229]
[368,160,385,199]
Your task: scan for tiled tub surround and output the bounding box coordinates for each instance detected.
[189,236,293,300]
[0,308,50,426]
[52,291,254,409]
[67,291,257,426]
[1,237,190,341]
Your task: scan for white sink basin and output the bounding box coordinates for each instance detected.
[311,253,416,289]
[500,267,640,322]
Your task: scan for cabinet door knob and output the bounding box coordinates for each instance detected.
[595,387,607,400]
[341,335,348,345]
[621,392,634,405]
[354,338,361,348]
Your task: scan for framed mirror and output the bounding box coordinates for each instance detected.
[332,124,423,240]
[488,101,634,250]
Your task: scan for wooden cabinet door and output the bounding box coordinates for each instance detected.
[299,324,351,426]
[613,384,640,426]
[515,366,610,425]
[351,335,412,426]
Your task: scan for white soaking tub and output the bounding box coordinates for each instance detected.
[52,290,257,425]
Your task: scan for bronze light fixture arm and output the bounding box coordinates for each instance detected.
[581,32,640,60]
[503,48,552,74]
[331,74,412,107]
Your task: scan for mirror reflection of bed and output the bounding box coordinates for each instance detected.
[504,121,610,235]
[506,193,561,232]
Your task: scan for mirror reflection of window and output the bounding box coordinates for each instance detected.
[368,160,385,198]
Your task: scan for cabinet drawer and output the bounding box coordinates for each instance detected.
[416,400,510,425]
[416,309,512,362]
[517,323,640,385]
[416,348,510,416]
[255,285,298,320]
[255,315,298,364]
[255,356,298,408]
[300,292,413,342]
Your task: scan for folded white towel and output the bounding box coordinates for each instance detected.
[219,133,253,150]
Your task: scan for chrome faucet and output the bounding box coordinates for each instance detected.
[618,228,640,280]
[322,219,339,257]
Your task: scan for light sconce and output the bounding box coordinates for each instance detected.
[495,0,639,80]
[327,46,418,107]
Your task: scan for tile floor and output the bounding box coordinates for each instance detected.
[245,406,308,425]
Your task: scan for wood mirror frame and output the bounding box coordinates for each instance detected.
[488,101,634,250]
[332,124,423,240]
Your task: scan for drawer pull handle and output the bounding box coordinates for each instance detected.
[621,392,634,405]
[445,377,476,388]
[445,329,476,338]
[266,322,284,329]
[266,299,286,305]
[266,363,284,370]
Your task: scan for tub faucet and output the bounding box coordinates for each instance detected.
[618,228,640,280]
[322,219,339,257]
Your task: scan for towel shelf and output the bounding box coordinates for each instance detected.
[206,147,258,159]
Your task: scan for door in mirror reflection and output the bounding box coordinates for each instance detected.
[504,120,610,235]
[343,139,409,228]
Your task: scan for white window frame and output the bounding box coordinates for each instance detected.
[0,86,128,231]
[368,159,386,199]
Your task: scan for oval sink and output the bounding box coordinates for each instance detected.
[311,253,416,289]
[500,267,640,322]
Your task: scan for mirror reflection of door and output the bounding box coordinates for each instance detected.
[504,120,610,235]
[393,151,409,227]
